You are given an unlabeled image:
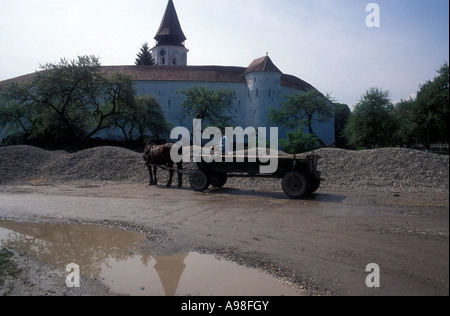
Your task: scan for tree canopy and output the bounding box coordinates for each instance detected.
[407,62,449,148]
[268,89,334,147]
[113,94,169,142]
[0,55,167,148]
[178,86,236,131]
[343,87,396,149]
[334,103,351,148]
[343,62,449,150]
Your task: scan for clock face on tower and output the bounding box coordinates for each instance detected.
[159,49,166,57]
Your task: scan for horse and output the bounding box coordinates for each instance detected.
[143,140,183,188]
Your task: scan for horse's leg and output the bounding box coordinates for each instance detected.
[153,166,158,186]
[177,162,183,187]
[167,163,174,188]
[148,165,154,185]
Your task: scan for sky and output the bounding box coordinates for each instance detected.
[0,0,448,108]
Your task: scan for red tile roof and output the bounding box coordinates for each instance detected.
[0,65,316,92]
[243,55,282,75]
[101,65,247,83]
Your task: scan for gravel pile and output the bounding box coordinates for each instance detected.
[0,145,448,193]
[0,145,146,185]
[315,147,449,193]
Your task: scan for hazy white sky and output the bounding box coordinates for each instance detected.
[0,0,448,107]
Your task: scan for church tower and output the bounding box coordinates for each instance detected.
[151,0,188,66]
[243,55,282,127]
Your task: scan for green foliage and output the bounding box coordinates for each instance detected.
[334,103,351,148]
[343,87,397,149]
[279,125,320,154]
[408,62,449,148]
[343,62,448,150]
[345,62,449,150]
[135,42,155,66]
[113,94,169,142]
[178,86,236,130]
[268,89,334,147]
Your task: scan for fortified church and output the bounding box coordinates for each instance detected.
[0,0,335,146]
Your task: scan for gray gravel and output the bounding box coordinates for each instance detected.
[0,145,448,193]
[315,147,449,193]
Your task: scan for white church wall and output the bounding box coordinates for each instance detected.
[134,77,335,146]
[244,71,282,129]
[136,80,249,131]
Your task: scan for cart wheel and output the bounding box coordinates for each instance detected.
[282,171,310,199]
[309,172,321,194]
[190,169,210,192]
[210,172,228,188]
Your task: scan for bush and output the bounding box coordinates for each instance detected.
[279,125,320,154]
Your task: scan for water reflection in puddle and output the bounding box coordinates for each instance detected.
[0,221,299,296]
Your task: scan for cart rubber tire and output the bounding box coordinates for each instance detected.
[210,172,228,188]
[309,172,321,193]
[190,169,210,192]
[282,171,310,199]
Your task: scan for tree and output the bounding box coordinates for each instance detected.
[268,89,334,147]
[0,82,40,143]
[135,42,155,66]
[0,56,138,148]
[409,62,449,149]
[334,103,351,148]
[391,98,418,148]
[178,86,236,130]
[343,87,396,149]
[113,94,169,142]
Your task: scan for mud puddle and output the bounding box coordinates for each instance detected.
[0,220,299,296]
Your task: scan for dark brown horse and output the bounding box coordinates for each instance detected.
[143,140,183,188]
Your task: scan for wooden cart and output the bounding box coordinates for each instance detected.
[189,154,322,199]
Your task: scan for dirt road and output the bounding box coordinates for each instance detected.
[0,182,448,296]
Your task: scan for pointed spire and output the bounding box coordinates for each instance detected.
[154,0,186,46]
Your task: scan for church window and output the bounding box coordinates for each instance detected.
[162,57,165,64]
[256,89,259,97]
[173,58,176,65]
